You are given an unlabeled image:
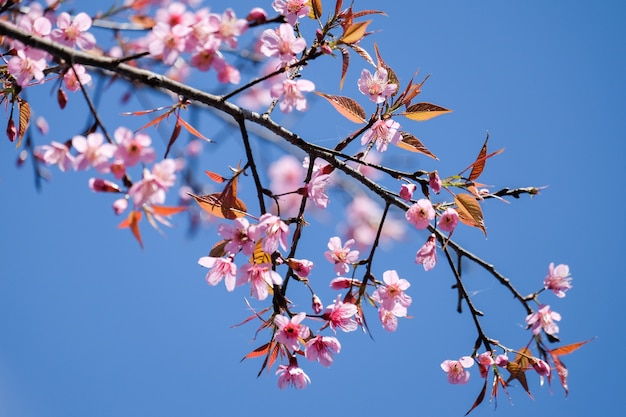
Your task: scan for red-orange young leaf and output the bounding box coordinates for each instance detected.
[469,133,489,181]
[130,14,156,29]
[315,92,366,123]
[339,46,350,90]
[551,355,569,396]
[340,20,371,44]
[242,342,271,360]
[454,193,486,235]
[403,102,452,122]
[549,339,593,357]
[17,98,30,148]
[149,205,187,216]
[506,347,534,399]
[397,131,438,160]
[189,173,247,219]
[465,379,488,416]
[164,120,181,158]
[177,116,212,142]
[349,43,375,67]
[204,170,226,183]
[118,210,143,249]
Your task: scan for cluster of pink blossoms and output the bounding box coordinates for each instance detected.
[441,262,571,386]
[5,4,95,89]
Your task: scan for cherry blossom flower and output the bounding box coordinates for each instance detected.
[406,198,435,229]
[218,217,255,256]
[7,48,47,87]
[237,262,282,300]
[63,64,91,92]
[324,236,359,275]
[415,233,437,271]
[274,312,310,351]
[287,258,314,278]
[305,335,341,367]
[476,351,495,378]
[306,169,331,208]
[429,171,442,194]
[276,362,310,389]
[248,213,289,254]
[399,183,417,202]
[532,358,551,378]
[330,277,357,290]
[495,354,509,367]
[213,8,248,49]
[112,126,156,168]
[438,208,459,233]
[372,270,412,314]
[272,0,310,25]
[189,36,222,71]
[526,304,561,336]
[441,356,474,384]
[35,141,74,172]
[271,78,315,113]
[357,67,397,103]
[148,22,192,65]
[112,198,128,215]
[361,118,402,153]
[379,308,399,332]
[51,12,96,50]
[323,296,358,333]
[128,159,178,207]
[260,23,306,64]
[543,262,572,298]
[72,133,116,172]
[198,256,237,291]
[155,2,194,27]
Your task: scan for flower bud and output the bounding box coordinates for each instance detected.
[429,170,441,194]
[246,7,267,25]
[89,178,122,193]
[312,295,323,314]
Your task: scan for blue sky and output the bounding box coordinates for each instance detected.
[1,1,624,416]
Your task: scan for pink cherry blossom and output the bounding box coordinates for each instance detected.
[429,171,442,194]
[415,233,437,271]
[361,118,402,153]
[305,335,341,367]
[127,159,178,207]
[112,126,156,168]
[306,169,331,208]
[495,354,509,367]
[35,141,74,172]
[526,304,561,336]
[406,198,435,229]
[323,295,358,333]
[438,208,459,233]
[7,48,47,87]
[357,67,397,103]
[198,256,237,291]
[372,270,412,314]
[543,262,572,298]
[400,183,417,202]
[51,12,96,50]
[532,358,551,378]
[271,78,315,113]
[72,133,116,172]
[237,262,282,300]
[272,0,310,25]
[287,258,314,278]
[63,64,91,92]
[248,213,289,254]
[112,198,128,215]
[276,363,310,389]
[218,217,255,256]
[260,23,306,64]
[476,351,495,378]
[213,8,248,49]
[148,22,192,65]
[324,236,359,275]
[379,308,399,332]
[441,356,474,384]
[274,312,310,351]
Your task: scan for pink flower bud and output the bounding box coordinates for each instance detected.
[312,295,323,314]
[330,277,355,290]
[399,183,417,202]
[495,354,509,367]
[113,198,128,215]
[89,178,122,193]
[532,358,551,377]
[429,170,441,194]
[246,7,267,25]
[287,258,314,278]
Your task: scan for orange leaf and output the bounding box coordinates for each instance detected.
[396,131,438,160]
[469,133,489,181]
[189,174,247,219]
[242,342,271,360]
[164,119,181,158]
[204,170,226,183]
[506,347,534,399]
[308,0,322,19]
[129,14,155,29]
[454,193,486,235]
[17,98,30,148]
[177,116,212,142]
[118,210,143,248]
[149,205,187,216]
[138,109,172,131]
[349,43,375,66]
[339,46,350,90]
[340,20,371,44]
[549,339,593,357]
[315,92,366,123]
[403,102,452,122]
[465,378,488,416]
